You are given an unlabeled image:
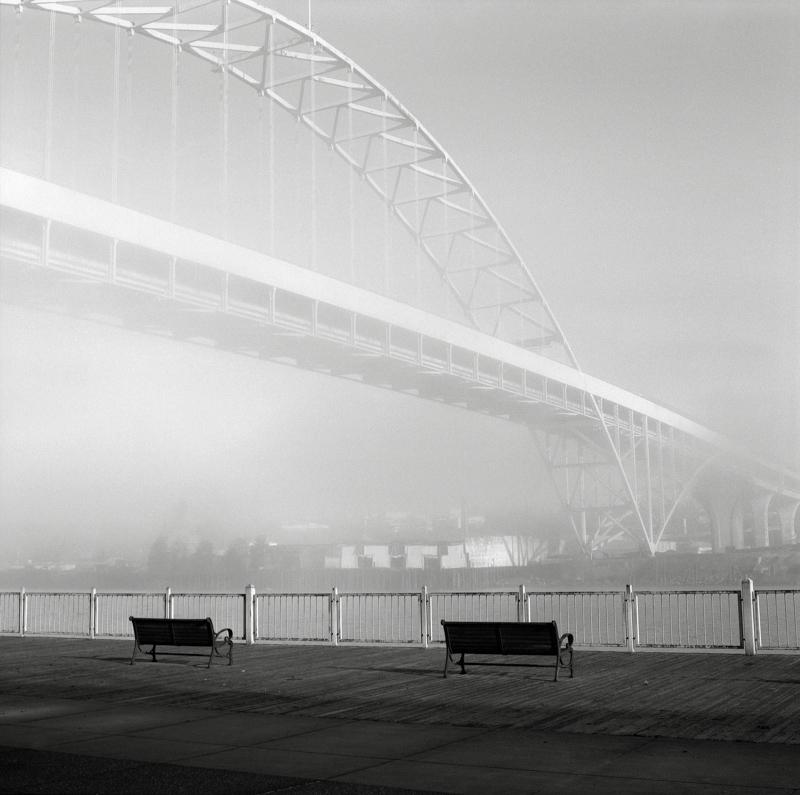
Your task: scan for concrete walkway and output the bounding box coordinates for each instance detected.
[1,693,799,794]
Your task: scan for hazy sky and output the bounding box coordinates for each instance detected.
[0,0,797,561]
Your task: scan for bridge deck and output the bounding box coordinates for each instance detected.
[1,638,798,793]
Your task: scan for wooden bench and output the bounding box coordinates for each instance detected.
[440,620,573,681]
[129,616,233,668]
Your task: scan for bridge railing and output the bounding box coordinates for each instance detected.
[1,581,795,655]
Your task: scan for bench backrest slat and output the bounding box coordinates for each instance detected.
[446,624,502,654]
[171,622,214,646]
[498,623,558,654]
[130,617,214,647]
[442,620,560,656]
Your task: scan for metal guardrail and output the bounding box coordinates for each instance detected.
[24,592,92,637]
[427,590,519,643]
[0,591,20,633]
[0,581,796,655]
[634,590,743,649]
[94,593,165,637]
[171,593,245,640]
[255,593,331,642]
[755,590,800,650]
[338,592,422,643]
[528,591,627,647]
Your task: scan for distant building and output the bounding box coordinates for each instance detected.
[324,536,554,570]
[465,536,549,567]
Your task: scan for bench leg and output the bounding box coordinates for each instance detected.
[444,650,465,678]
[130,643,157,665]
[212,639,233,667]
[555,648,573,681]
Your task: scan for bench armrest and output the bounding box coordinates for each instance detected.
[559,633,573,649]
[214,628,233,641]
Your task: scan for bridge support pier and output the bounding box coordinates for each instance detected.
[697,491,745,552]
[774,499,799,546]
[729,501,744,550]
[751,494,773,548]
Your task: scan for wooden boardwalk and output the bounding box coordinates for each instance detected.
[1,637,798,745]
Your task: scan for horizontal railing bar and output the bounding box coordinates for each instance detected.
[634,590,740,595]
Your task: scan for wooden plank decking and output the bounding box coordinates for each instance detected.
[1,637,798,745]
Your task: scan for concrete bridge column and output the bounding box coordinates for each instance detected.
[751,494,773,548]
[775,500,799,546]
[694,496,720,552]
[696,491,743,552]
[729,500,744,549]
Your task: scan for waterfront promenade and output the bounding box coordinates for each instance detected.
[0,637,798,794]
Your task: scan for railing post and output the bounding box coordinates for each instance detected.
[330,587,338,646]
[518,585,527,622]
[253,588,259,642]
[741,578,757,655]
[624,584,636,653]
[427,588,433,644]
[165,587,172,619]
[244,584,255,645]
[19,588,25,637]
[420,586,428,648]
[89,588,96,639]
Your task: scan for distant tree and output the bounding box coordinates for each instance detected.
[223,537,250,578]
[146,536,170,584]
[169,538,191,580]
[194,539,216,575]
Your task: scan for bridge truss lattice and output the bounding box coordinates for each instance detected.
[3,0,577,366]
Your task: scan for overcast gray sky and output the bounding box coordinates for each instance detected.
[0,0,797,562]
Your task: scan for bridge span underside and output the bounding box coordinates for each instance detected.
[2,170,798,556]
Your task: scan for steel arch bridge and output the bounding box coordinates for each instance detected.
[1,0,798,555]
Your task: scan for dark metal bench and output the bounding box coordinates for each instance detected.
[441,620,573,680]
[129,616,233,668]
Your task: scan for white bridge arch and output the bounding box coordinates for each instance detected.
[1,1,798,554]
[3,0,577,365]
